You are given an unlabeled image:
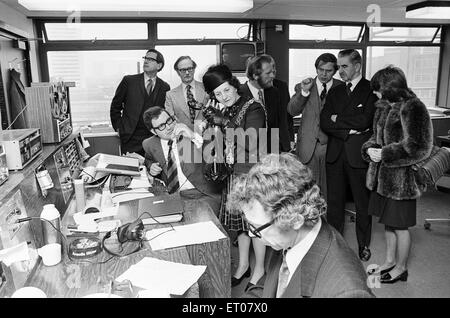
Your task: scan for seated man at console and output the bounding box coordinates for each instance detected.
[142,106,222,215]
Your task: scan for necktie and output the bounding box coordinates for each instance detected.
[146,79,153,95]
[320,82,327,100]
[276,249,290,298]
[186,84,196,124]
[258,89,265,106]
[166,140,180,194]
[346,82,353,96]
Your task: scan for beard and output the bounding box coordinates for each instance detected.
[257,76,273,89]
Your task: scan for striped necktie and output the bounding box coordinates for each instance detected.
[258,89,265,106]
[186,84,196,124]
[166,140,180,194]
[276,249,290,298]
[146,79,153,95]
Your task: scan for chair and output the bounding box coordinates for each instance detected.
[424,174,450,230]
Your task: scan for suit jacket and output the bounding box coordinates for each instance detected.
[273,78,294,148]
[142,135,221,197]
[165,80,209,130]
[320,78,377,168]
[239,83,290,153]
[288,78,342,164]
[110,73,170,145]
[261,220,374,298]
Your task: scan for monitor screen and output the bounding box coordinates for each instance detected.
[221,42,257,73]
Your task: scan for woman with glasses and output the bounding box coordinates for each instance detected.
[202,64,268,292]
[227,153,373,298]
[362,66,433,284]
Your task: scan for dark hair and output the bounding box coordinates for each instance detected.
[202,64,241,95]
[370,65,416,102]
[246,54,274,80]
[173,56,197,71]
[143,106,170,130]
[146,48,165,71]
[315,53,338,72]
[338,49,361,65]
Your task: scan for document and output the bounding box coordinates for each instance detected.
[115,257,206,295]
[110,189,154,204]
[145,221,226,251]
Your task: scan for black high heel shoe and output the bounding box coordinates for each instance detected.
[231,267,251,287]
[380,270,408,284]
[367,264,396,276]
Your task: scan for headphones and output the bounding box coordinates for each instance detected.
[101,219,145,257]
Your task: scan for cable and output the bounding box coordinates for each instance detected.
[138,211,175,242]
[5,103,30,130]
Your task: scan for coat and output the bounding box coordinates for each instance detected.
[361,98,433,200]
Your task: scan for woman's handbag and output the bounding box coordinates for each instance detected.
[412,146,450,188]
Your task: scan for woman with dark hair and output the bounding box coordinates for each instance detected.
[202,64,268,292]
[362,65,433,284]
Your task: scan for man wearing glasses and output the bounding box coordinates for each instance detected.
[142,106,222,214]
[111,49,170,156]
[227,153,374,298]
[165,56,209,131]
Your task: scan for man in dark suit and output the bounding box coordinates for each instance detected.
[165,56,209,131]
[142,106,221,215]
[110,49,170,156]
[240,54,290,153]
[320,49,377,262]
[227,153,374,298]
[288,53,342,200]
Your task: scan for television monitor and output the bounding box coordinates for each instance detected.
[219,41,265,73]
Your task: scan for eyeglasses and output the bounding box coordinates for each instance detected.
[154,116,175,131]
[177,67,195,73]
[247,219,274,238]
[143,56,158,63]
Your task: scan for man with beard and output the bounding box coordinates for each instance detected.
[240,54,290,153]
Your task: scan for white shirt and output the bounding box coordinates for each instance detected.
[247,82,264,104]
[144,73,156,92]
[182,81,197,104]
[301,78,333,97]
[160,134,203,191]
[347,74,362,92]
[283,218,322,284]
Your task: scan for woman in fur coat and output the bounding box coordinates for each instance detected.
[361,66,433,284]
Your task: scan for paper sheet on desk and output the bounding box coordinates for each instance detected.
[73,205,119,226]
[0,242,30,266]
[115,257,206,295]
[145,221,226,251]
[128,166,152,189]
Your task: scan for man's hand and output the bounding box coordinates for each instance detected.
[173,123,194,140]
[367,148,382,162]
[331,114,337,122]
[295,77,314,94]
[149,162,162,176]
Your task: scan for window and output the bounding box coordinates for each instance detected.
[45,23,148,40]
[155,45,217,89]
[369,26,440,42]
[289,25,363,41]
[157,23,250,40]
[365,46,440,107]
[47,50,146,127]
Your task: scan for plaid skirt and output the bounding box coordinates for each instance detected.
[218,174,249,232]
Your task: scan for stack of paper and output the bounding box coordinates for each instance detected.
[145,221,226,251]
[115,257,206,295]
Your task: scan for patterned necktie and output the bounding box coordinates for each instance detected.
[186,84,196,124]
[346,82,353,96]
[258,89,265,106]
[276,249,290,298]
[146,79,153,95]
[320,82,327,100]
[166,140,180,194]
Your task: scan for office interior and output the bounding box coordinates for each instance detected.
[0,0,449,298]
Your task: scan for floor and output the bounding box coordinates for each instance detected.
[230,177,450,298]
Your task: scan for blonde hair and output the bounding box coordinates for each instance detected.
[227,153,326,230]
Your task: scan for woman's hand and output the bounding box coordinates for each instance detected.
[367,148,382,162]
[204,107,229,128]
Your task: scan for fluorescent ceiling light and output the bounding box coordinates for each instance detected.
[18,0,253,13]
[406,1,450,19]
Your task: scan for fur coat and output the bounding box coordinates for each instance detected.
[361,98,433,200]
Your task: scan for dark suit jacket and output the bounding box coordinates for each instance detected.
[260,220,374,298]
[320,78,377,168]
[272,79,293,150]
[240,83,290,153]
[110,73,170,145]
[288,78,342,164]
[142,135,221,197]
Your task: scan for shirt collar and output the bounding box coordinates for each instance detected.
[182,81,195,91]
[285,218,322,281]
[348,74,362,91]
[144,73,156,85]
[315,77,333,93]
[247,81,262,100]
